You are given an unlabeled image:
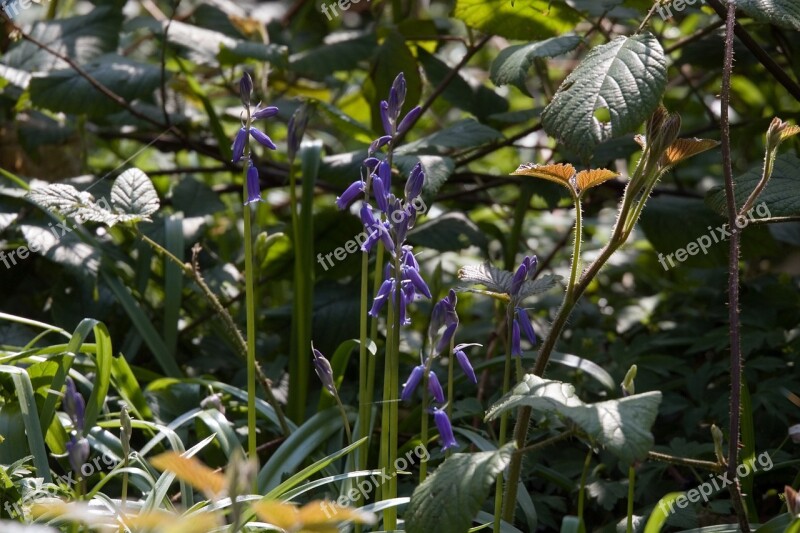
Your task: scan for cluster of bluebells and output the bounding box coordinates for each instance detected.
[232,72,279,206]
[400,290,482,450]
[335,73,429,326]
[63,378,89,475]
[510,256,539,356]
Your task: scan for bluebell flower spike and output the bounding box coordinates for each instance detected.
[401,365,425,401]
[433,408,458,450]
[312,345,337,396]
[67,435,89,474]
[428,371,445,403]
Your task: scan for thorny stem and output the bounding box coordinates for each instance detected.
[719,2,750,530]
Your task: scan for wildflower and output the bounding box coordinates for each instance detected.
[244,163,262,205]
[516,307,536,346]
[287,103,310,162]
[239,72,253,106]
[511,318,522,356]
[433,408,458,450]
[66,434,89,475]
[63,378,85,433]
[401,365,425,401]
[336,180,365,210]
[312,345,337,396]
[510,261,528,297]
[397,106,422,136]
[369,278,394,317]
[405,163,424,201]
[251,106,280,120]
[427,371,445,403]
[454,343,481,384]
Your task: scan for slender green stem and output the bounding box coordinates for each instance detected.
[243,203,258,465]
[420,377,430,483]
[386,252,403,529]
[577,448,592,523]
[334,394,353,443]
[357,250,371,464]
[564,197,582,304]
[493,309,513,533]
[378,300,394,513]
[647,451,724,472]
[447,336,455,420]
[626,466,635,533]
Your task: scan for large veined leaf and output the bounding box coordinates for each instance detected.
[485,374,661,465]
[29,56,161,117]
[454,0,582,40]
[541,32,667,157]
[736,0,800,30]
[110,169,160,221]
[27,168,159,225]
[458,262,562,300]
[165,20,287,67]
[705,152,800,220]
[2,7,122,70]
[405,444,516,533]
[290,34,377,78]
[490,34,583,91]
[408,212,489,252]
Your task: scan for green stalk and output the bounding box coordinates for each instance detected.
[357,249,371,461]
[577,448,592,523]
[419,375,430,482]
[447,335,455,420]
[493,309,514,533]
[379,298,396,524]
[386,251,403,529]
[626,466,635,533]
[501,195,582,523]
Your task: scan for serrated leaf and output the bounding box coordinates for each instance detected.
[736,0,800,31]
[660,138,719,167]
[3,7,121,70]
[29,56,161,118]
[454,0,582,40]
[458,262,561,300]
[542,33,667,157]
[705,153,800,219]
[110,168,160,221]
[405,444,516,533]
[491,34,583,91]
[486,374,661,465]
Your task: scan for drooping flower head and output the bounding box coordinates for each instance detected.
[432,407,458,450]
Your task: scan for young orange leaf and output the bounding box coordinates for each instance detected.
[575,168,618,192]
[252,500,375,533]
[150,452,226,497]
[660,138,719,167]
[512,162,576,189]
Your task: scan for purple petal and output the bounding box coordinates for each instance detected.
[250,127,277,150]
[251,105,280,120]
[404,266,431,299]
[512,319,521,356]
[436,323,457,354]
[369,278,394,316]
[404,162,424,200]
[391,73,407,110]
[244,164,262,205]
[428,371,445,403]
[516,307,537,345]
[433,408,458,450]
[378,161,392,191]
[380,100,393,136]
[455,350,477,384]
[369,135,392,154]
[239,72,253,107]
[510,263,528,296]
[373,175,389,213]
[336,180,365,210]
[360,203,377,228]
[231,127,248,163]
[312,346,336,395]
[397,105,422,136]
[401,365,425,401]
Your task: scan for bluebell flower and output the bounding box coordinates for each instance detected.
[510,262,528,298]
[239,72,253,106]
[454,343,481,384]
[364,157,380,169]
[369,278,394,317]
[401,365,425,401]
[428,371,445,403]
[511,318,522,356]
[373,172,390,213]
[312,344,336,396]
[244,162,262,205]
[380,101,392,136]
[404,264,431,299]
[252,105,280,120]
[232,127,249,163]
[516,307,536,346]
[249,127,277,150]
[405,163,424,201]
[435,322,458,354]
[369,135,392,154]
[433,407,458,450]
[336,180,365,210]
[397,106,422,137]
[64,378,85,433]
[66,434,89,475]
[378,160,392,192]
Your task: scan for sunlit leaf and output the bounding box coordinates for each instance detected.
[150,452,226,497]
[659,138,719,167]
[252,500,375,533]
[512,163,576,189]
[575,168,619,192]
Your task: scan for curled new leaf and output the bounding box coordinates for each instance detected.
[659,138,719,168]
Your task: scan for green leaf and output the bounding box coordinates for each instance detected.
[170,176,225,218]
[290,34,377,78]
[643,492,683,532]
[485,374,661,465]
[19,223,101,275]
[110,168,160,221]
[3,6,122,70]
[407,212,489,252]
[397,119,504,155]
[736,0,800,30]
[29,56,161,118]
[490,34,583,91]
[705,152,800,220]
[405,443,516,533]
[165,20,287,67]
[542,32,667,157]
[454,0,581,40]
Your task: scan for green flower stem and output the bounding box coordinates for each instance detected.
[577,447,592,524]
[243,197,258,465]
[288,162,309,424]
[358,249,371,464]
[386,251,403,529]
[419,376,430,483]
[626,465,635,533]
[493,309,514,533]
[137,233,289,435]
[447,335,455,421]
[646,450,724,472]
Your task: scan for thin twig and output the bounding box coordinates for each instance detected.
[647,451,724,473]
[719,2,750,531]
